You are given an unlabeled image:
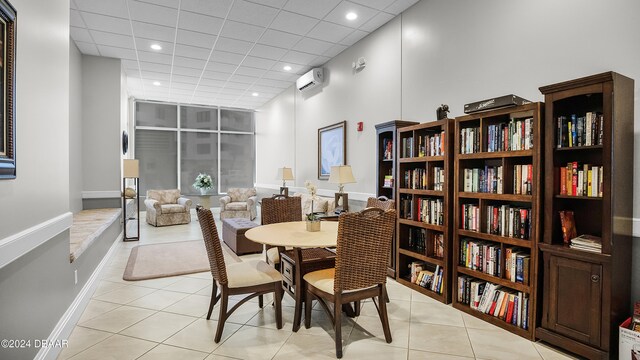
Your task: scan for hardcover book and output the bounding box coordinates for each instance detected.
[464,95,530,114]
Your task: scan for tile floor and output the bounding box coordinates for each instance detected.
[58,209,578,360]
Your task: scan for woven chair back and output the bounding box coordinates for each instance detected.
[366,196,395,211]
[196,206,228,285]
[261,195,302,225]
[334,208,396,292]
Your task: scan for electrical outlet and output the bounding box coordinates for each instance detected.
[74,269,78,285]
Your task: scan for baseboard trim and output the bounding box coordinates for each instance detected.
[35,232,123,360]
[82,191,121,199]
[0,212,73,269]
[255,183,375,202]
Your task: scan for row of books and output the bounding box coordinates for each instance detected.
[556,113,603,148]
[463,166,503,194]
[513,164,533,195]
[487,117,534,152]
[460,127,480,154]
[406,229,445,258]
[401,137,415,158]
[410,262,444,294]
[433,167,445,191]
[459,238,502,278]
[416,197,444,225]
[559,163,603,197]
[383,138,393,160]
[383,175,394,188]
[486,205,532,240]
[403,168,427,190]
[418,131,446,157]
[399,195,413,219]
[461,203,480,232]
[457,277,530,330]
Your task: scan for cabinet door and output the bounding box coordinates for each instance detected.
[544,254,602,347]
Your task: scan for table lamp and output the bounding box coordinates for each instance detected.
[277,167,295,196]
[328,165,356,212]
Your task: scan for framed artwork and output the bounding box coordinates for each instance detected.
[0,0,15,179]
[318,121,346,180]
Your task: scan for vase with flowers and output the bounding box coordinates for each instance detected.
[193,173,214,195]
[304,181,321,231]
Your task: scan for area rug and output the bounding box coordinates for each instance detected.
[123,240,241,281]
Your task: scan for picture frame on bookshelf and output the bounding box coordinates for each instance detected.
[318,121,346,180]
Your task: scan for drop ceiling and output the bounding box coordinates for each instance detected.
[70,0,419,110]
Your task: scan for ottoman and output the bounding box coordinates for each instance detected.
[222,218,261,255]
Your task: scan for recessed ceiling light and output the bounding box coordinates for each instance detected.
[150,44,162,51]
[283,65,292,71]
[153,81,161,86]
[346,12,358,20]
[252,92,259,97]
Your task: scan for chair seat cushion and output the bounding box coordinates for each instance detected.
[304,268,376,294]
[161,204,187,214]
[226,202,248,211]
[226,260,282,288]
[266,247,280,264]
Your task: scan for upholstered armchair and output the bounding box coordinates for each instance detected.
[145,189,192,227]
[219,187,257,220]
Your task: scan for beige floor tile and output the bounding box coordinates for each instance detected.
[183,271,213,280]
[295,309,356,341]
[163,318,242,353]
[163,294,211,317]
[411,302,465,327]
[385,281,413,301]
[126,276,183,289]
[467,327,541,360]
[92,281,127,297]
[411,291,447,304]
[272,332,346,360]
[79,305,156,333]
[408,323,474,357]
[119,312,198,342]
[359,298,411,322]
[534,342,581,360]
[348,316,410,349]
[67,334,156,360]
[461,312,503,331]
[408,349,474,359]
[136,344,208,360]
[213,325,292,360]
[57,327,113,360]
[208,298,264,325]
[343,338,408,359]
[93,285,156,304]
[77,300,121,323]
[196,284,215,296]
[162,277,212,293]
[127,289,190,310]
[204,354,243,360]
[245,302,295,329]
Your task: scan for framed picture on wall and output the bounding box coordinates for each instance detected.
[0,0,16,179]
[318,121,346,180]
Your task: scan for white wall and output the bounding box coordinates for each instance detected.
[69,41,83,213]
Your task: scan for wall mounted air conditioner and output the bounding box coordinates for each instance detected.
[296,68,323,92]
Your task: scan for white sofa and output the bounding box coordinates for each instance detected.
[291,192,336,217]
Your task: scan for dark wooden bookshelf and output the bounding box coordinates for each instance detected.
[376,120,418,278]
[537,72,634,360]
[452,102,543,340]
[395,119,454,304]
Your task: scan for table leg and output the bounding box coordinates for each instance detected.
[292,247,304,332]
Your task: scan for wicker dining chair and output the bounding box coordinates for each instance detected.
[261,195,302,269]
[303,208,396,358]
[196,206,284,343]
[366,196,395,305]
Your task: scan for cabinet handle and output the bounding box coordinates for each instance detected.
[591,275,600,282]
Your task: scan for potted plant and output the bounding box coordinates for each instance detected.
[193,173,214,195]
[305,181,321,232]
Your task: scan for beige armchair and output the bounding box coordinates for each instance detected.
[219,187,257,220]
[145,189,192,226]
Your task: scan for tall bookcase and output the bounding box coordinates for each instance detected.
[452,103,543,339]
[375,120,418,278]
[536,72,633,359]
[396,119,454,304]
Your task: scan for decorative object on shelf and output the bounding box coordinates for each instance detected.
[277,166,294,196]
[436,104,450,120]
[0,0,16,179]
[122,130,129,155]
[463,94,530,114]
[122,159,140,241]
[318,121,346,180]
[193,173,213,195]
[328,165,356,212]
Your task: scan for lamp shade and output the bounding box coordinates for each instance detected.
[123,159,139,178]
[277,167,295,181]
[328,165,356,185]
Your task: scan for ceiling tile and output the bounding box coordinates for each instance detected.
[339,29,368,46]
[221,88,248,96]
[283,0,341,20]
[141,71,171,81]
[323,1,378,28]
[172,74,200,83]
[310,55,331,67]
[270,10,319,34]
[235,66,266,77]
[220,20,264,43]
[228,74,255,84]
[384,0,419,15]
[323,43,348,58]
[170,82,196,91]
[129,1,178,27]
[174,44,211,60]
[249,44,287,60]
[90,30,135,49]
[254,77,291,88]
[138,51,173,65]
[135,0,181,9]
[173,56,207,69]
[170,88,194,96]
[241,56,277,70]
[172,66,203,77]
[248,0,288,8]
[279,50,317,65]
[216,37,254,55]
[135,38,174,55]
[178,11,224,35]
[176,29,217,48]
[75,41,100,56]
[259,29,302,49]
[139,62,172,73]
[263,69,300,81]
[359,12,394,32]
[70,26,93,43]
[96,45,137,59]
[81,12,132,35]
[210,50,245,65]
[224,82,251,90]
[227,0,278,28]
[181,0,233,18]
[350,0,396,11]
[203,70,232,81]
[122,59,140,70]
[70,9,86,27]
[132,21,176,42]
[75,0,129,18]
[206,62,237,74]
[307,21,352,43]
[199,79,226,88]
[292,37,333,55]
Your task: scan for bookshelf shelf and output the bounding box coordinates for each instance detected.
[396,118,454,304]
[537,72,633,359]
[453,102,542,340]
